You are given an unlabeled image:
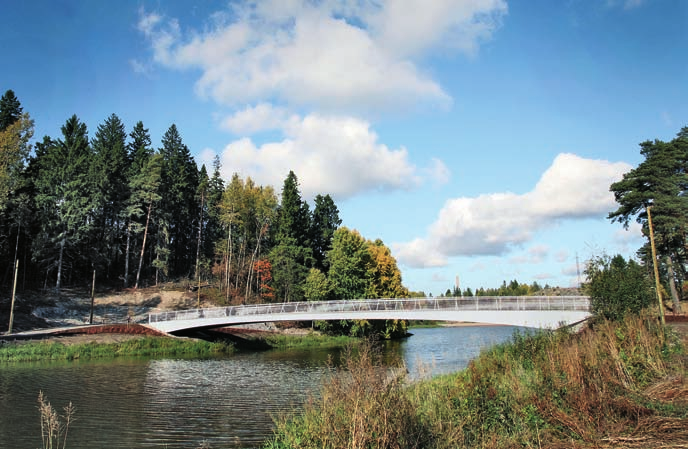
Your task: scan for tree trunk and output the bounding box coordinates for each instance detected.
[195,192,204,280]
[123,226,131,288]
[666,255,681,313]
[135,202,153,289]
[56,237,65,295]
[245,243,258,301]
[235,239,245,291]
[224,225,231,302]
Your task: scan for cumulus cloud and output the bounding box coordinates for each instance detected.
[394,154,632,268]
[222,103,291,134]
[137,0,506,113]
[217,111,446,199]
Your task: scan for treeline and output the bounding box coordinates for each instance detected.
[0,90,408,318]
[438,279,547,298]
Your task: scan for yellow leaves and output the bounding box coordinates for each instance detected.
[0,113,33,210]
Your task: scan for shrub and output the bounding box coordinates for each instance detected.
[584,254,655,321]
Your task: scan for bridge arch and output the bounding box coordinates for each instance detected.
[148,297,590,334]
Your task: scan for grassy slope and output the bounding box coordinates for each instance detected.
[267,314,688,448]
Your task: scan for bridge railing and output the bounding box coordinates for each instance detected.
[148,296,590,324]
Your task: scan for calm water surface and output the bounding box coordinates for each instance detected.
[0,326,520,448]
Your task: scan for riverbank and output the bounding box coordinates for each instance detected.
[0,334,235,362]
[267,314,688,448]
[0,321,360,362]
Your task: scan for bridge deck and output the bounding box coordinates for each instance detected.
[148,296,590,334]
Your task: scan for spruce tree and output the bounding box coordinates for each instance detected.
[34,115,94,293]
[123,121,152,287]
[129,153,163,289]
[0,90,22,131]
[158,124,199,278]
[90,113,129,278]
[310,194,341,271]
[128,121,153,173]
[270,171,312,301]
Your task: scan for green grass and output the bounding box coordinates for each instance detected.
[261,332,359,350]
[407,321,442,329]
[0,336,234,363]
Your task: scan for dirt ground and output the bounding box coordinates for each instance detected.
[0,285,222,343]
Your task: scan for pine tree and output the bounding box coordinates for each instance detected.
[608,127,688,309]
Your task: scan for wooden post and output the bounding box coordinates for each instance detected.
[8,260,19,334]
[89,269,96,325]
[647,206,665,326]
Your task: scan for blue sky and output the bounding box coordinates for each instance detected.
[2,0,687,295]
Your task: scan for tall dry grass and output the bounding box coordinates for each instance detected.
[267,340,431,449]
[267,313,688,449]
[37,391,75,449]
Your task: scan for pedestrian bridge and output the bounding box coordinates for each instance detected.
[148,296,591,334]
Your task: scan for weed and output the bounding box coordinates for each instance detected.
[37,391,74,449]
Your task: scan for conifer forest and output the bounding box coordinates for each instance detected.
[0,90,410,335]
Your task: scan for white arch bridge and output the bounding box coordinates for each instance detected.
[147,296,591,334]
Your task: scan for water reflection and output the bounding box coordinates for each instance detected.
[0,326,520,448]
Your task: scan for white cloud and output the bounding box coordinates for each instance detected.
[370,0,507,57]
[394,154,632,268]
[424,158,451,186]
[137,0,507,113]
[217,111,445,200]
[222,103,291,134]
[612,221,645,253]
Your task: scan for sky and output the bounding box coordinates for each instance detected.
[1,0,687,295]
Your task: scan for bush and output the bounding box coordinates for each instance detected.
[585,254,655,321]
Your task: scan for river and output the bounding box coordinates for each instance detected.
[0,325,521,448]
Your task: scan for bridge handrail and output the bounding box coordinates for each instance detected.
[148,296,590,324]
